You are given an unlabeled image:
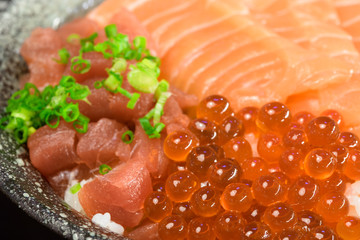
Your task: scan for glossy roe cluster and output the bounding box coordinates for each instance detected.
[138,95,360,240]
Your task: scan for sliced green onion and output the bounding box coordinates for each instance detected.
[69,85,91,100]
[128,69,158,93]
[53,48,70,64]
[59,76,76,90]
[24,96,45,111]
[70,183,81,194]
[99,164,112,175]
[139,117,155,136]
[5,117,24,131]
[14,126,28,144]
[70,56,91,74]
[149,122,165,139]
[61,103,80,122]
[133,36,146,50]
[81,41,94,53]
[11,107,35,122]
[155,80,169,100]
[153,92,171,124]
[127,93,140,109]
[145,55,161,67]
[10,89,29,102]
[117,87,132,99]
[94,81,103,89]
[111,58,127,73]
[24,83,41,97]
[67,34,80,43]
[144,109,155,119]
[122,130,134,144]
[44,111,60,129]
[94,41,113,59]
[103,71,122,92]
[41,86,55,104]
[0,116,9,129]
[80,33,98,47]
[105,24,118,38]
[28,127,36,136]
[73,114,89,134]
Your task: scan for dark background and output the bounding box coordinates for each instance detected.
[0,192,64,239]
[0,0,64,239]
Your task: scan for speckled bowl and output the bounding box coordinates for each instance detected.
[0,1,128,239]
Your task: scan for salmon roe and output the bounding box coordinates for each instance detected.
[305,116,340,147]
[137,95,357,239]
[187,217,215,240]
[214,211,246,240]
[244,221,272,239]
[164,130,199,161]
[158,215,187,240]
[262,202,297,232]
[197,95,233,124]
[236,106,259,133]
[257,102,292,133]
[336,216,360,240]
[220,183,253,212]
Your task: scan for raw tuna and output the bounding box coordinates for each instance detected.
[20,28,65,88]
[78,159,152,227]
[131,121,169,179]
[76,118,130,169]
[27,121,78,177]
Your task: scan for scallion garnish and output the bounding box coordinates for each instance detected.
[67,34,80,43]
[70,56,91,74]
[70,183,81,194]
[122,130,134,144]
[99,164,112,175]
[127,93,140,110]
[53,48,70,64]
[94,80,103,89]
[2,24,173,144]
[0,76,91,144]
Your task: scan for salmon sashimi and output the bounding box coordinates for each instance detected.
[78,158,152,227]
[244,0,360,71]
[334,0,360,52]
[88,0,354,109]
[243,0,340,25]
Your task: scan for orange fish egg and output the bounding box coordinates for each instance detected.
[165,170,200,202]
[257,102,292,134]
[197,95,234,124]
[164,130,199,162]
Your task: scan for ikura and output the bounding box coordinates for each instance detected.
[163,130,199,161]
[257,102,292,134]
[138,95,358,239]
[197,95,234,124]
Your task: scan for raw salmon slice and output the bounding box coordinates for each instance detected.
[243,0,340,25]
[333,0,360,51]
[244,0,360,70]
[88,0,354,109]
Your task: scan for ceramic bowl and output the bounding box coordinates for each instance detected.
[0,0,127,239]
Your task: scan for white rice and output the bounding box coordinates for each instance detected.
[345,181,360,217]
[92,212,124,235]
